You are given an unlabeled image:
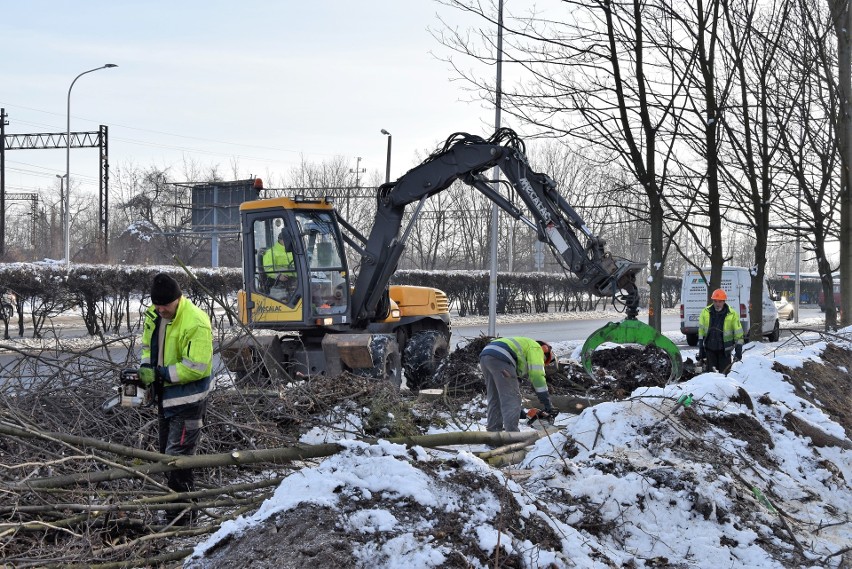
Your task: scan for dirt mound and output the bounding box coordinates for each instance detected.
[772,342,851,438]
[187,452,564,569]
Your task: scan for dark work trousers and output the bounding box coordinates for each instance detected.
[706,349,732,373]
[158,401,206,493]
[480,355,522,432]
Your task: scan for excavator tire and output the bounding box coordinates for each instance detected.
[353,335,402,388]
[402,330,449,391]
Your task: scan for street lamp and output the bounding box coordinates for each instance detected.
[381,129,392,184]
[55,175,65,251]
[65,63,117,265]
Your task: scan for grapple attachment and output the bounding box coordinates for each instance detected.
[580,318,682,383]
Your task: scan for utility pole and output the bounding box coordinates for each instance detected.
[348,156,365,219]
[0,108,7,257]
[488,0,504,336]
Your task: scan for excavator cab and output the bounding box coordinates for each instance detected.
[240,199,352,329]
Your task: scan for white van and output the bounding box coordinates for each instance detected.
[680,266,780,346]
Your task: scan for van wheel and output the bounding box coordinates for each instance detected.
[686,333,699,347]
[767,320,780,342]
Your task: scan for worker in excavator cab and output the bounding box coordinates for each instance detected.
[262,229,297,300]
[697,288,744,373]
[479,337,559,432]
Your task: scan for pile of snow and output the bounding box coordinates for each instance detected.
[186,334,851,569]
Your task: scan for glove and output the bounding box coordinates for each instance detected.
[734,345,742,362]
[156,366,171,383]
[138,364,155,386]
[536,390,553,412]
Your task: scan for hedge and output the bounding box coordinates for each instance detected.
[0,263,241,339]
[2,262,800,337]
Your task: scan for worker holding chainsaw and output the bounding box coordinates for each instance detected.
[697,288,744,373]
[137,273,213,523]
[479,337,558,432]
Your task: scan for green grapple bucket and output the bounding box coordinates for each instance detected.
[580,318,682,383]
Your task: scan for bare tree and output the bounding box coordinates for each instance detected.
[827,0,852,325]
[714,0,796,340]
[762,0,842,328]
[113,166,211,265]
[435,0,698,329]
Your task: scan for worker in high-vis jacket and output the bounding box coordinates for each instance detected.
[138,273,213,525]
[479,337,558,432]
[697,288,744,373]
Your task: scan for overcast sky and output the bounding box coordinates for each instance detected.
[1,0,496,200]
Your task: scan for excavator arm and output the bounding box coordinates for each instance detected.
[351,128,641,325]
[350,128,681,381]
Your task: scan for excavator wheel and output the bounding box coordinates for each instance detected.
[402,330,450,390]
[580,319,683,383]
[352,335,402,388]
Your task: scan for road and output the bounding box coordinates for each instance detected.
[450,308,823,348]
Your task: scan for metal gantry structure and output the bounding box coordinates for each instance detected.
[0,108,110,258]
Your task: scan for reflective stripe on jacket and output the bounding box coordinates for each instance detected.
[141,296,214,410]
[480,337,548,393]
[698,303,744,353]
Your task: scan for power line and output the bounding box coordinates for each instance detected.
[0,102,351,160]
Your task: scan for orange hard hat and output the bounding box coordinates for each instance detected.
[711,288,727,301]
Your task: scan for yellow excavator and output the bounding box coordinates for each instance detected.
[222,128,681,387]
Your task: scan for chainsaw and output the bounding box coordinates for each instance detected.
[101,369,153,412]
[525,408,557,426]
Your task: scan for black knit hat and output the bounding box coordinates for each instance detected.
[150,273,182,305]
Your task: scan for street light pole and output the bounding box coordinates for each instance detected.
[55,174,65,257]
[65,63,117,266]
[381,129,392,184]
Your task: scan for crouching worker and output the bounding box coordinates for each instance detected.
[137,273,213,525]
[479,337,558,432]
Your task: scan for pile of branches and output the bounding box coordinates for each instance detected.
[426,335,492,395]
[0,336,417,567]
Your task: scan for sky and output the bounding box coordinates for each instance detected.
[1,1,495,203]
[185,322,851,567]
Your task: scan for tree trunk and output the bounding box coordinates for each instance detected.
[831,0,852,327]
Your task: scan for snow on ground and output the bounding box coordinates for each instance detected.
[3,301,845,567]
[186,324,851,569]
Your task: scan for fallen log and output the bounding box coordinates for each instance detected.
[23,430,544,489]
[523,395,607,414]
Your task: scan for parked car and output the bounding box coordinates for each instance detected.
[774,296,795,321]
